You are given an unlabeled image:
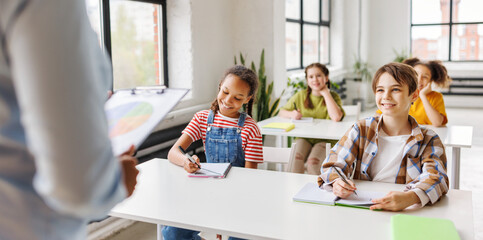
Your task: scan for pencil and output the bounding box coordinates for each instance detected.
[332,166,358,196]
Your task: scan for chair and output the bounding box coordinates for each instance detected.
[342,101,361,120]
[259,143,297,172]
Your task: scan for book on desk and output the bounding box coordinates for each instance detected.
[293,182,385,209]
[391,214,460,240]
[262,122,295,132]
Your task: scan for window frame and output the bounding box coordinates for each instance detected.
[410,0,483,62]
[98,0,168,89]
[285,0,331,71]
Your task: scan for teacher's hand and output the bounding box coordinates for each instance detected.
[119,145,139,197]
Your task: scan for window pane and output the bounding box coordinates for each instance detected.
[411,25,449,61]
[303,25,319,66]
[451,24,483,60]
[286,22,301,69]
[110,0,164,90]
[412,0,449,24]
[321,0,330,22]
[453,0,483,23]
[85,0,102,46]
[303,0,319,23]
[286,0,300,19]
[320,26,329,64]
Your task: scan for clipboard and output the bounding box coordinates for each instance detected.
[105,86,188,156]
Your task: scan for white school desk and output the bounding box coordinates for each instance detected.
[110,159,474,240]
[258,116,473,189]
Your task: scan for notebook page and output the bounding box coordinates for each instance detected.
[336,190,386,206]
[292,182,337,205]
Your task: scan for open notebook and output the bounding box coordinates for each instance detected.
[291,117,313,123]
[188,163,232,178]
[293,182,386,209]
[391,214,460,240]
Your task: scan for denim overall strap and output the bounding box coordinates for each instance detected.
[205,111,246,167]
[207,110,215,124]
[237,112,246,127]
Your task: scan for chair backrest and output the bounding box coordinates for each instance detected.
[342,102,361,120]
[261,143,297,172]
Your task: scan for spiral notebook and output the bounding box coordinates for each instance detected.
[188,163,232,178]
[105,87,188,156]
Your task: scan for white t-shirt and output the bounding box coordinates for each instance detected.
[369,129,410,183]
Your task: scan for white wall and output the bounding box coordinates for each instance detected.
[367,0,410,69]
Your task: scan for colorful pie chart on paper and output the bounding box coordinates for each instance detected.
[107,101,154,138]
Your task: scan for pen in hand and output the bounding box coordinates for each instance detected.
[178,146,220,175]
[293,102,298,111]
[178,146,201,169]
[332,166,358,196]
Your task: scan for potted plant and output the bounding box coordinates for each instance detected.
[393,48,410,63]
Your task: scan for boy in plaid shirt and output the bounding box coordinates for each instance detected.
[318,62,448,211]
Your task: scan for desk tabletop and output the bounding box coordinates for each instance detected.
[257,116,355,140]
[110,159,474,240]
[258,116,473,148]
[425,125,473,148]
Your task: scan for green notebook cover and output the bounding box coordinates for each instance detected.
[391,214,460,240]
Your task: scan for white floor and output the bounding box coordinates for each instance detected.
[98,106,483,240]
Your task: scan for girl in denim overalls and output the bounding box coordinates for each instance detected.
[163,65,263,240]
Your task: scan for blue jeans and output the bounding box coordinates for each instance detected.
[162,226,246,240]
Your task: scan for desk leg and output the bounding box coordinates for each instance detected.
[451,147,461,189]
[275,136,282,148]
[157,224,164,240]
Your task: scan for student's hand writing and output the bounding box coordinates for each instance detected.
[419,82,432,97]
[292,110,302,120]
[370,191,420,211]
[183,154,200,173]
[119,145,139,197]
[332,178,357,199]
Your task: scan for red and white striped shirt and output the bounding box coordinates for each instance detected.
[182,110,263,163]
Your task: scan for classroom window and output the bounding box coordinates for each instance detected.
[285,0,330,70]
[410,0,483,62]
[85,0,168,89]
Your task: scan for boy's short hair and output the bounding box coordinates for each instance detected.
[371,62,418,95]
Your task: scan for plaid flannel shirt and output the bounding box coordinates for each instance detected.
[318,115,449,205]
